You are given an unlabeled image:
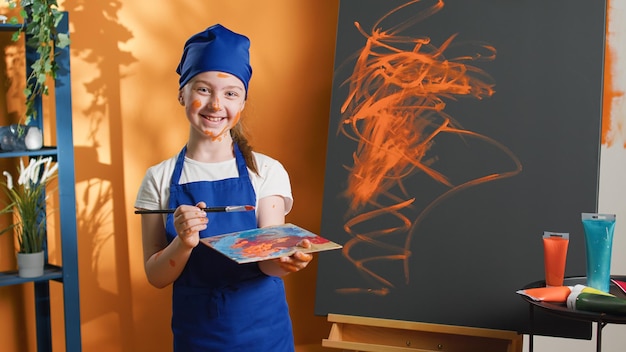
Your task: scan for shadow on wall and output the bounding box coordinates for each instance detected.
[62,0,138,350]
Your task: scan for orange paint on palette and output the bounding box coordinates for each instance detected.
[232,240,250,249]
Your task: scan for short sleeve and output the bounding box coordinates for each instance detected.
[253,153,293,214]
[134,157,176,211]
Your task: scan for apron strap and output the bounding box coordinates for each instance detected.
[233,142,251,183]
[170,145,187,187]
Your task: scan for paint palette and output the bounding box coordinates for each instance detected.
[200,223,342,264]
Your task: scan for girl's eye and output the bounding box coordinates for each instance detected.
[198,87,210,93]
[225,91,239,98]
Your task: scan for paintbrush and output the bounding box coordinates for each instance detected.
[134,205,255,214]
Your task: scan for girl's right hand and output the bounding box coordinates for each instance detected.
[173,201,209,248]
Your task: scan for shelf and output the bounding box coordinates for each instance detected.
[0,23,23,32]
[0,11,82,351]
[0,264,63,287]
[0,146,58,158]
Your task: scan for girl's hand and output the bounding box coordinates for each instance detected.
[174,201,209,249]
[258,239,313,276]
[278,239,313,273]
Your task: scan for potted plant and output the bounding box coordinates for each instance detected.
[5,0,70,127]
[0,156,58,277]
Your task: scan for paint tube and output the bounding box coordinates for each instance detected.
[516,284,611,304]
[543,231,569,287]
[516,286,571,303]
[567,284,626,314]
[582,213,617,292]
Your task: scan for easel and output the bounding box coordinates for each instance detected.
[323,314,523,352]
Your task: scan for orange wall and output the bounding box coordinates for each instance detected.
[0,1,339,351]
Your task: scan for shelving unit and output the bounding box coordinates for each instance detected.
[0,12,81,351]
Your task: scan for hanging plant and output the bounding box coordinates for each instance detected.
[5,0,70,126]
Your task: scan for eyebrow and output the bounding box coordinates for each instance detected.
[194,80,244,92]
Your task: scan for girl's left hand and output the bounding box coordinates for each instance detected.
[278,239,313,273]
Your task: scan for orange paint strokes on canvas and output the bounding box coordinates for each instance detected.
[340,7,498,211]
[602,48,617,147]
[602,1,626,148]
[336,0,522,294]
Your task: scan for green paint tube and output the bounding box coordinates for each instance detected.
[567,285,626,315]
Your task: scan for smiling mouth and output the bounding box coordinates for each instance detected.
[205,116,225,122]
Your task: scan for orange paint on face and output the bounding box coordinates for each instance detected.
[217,72,230,78]
[192,99,202,109]
[230,110,243,128]
[203,128,226,142]
[335,0,522,293]
[204,132,224,142]
[203,109,242,141]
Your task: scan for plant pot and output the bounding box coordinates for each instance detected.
[17,251,44,278]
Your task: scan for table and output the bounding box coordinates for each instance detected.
[521,275,626,352]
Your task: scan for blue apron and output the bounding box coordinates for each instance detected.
[165,144,294,352]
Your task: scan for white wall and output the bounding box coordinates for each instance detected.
[528,1,626,351]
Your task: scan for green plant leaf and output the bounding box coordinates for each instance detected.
[57,32,69,48]
[8,0,70,127]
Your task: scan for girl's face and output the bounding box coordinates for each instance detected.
[180,71,246,141]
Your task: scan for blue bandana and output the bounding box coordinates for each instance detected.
[176,24,252,93]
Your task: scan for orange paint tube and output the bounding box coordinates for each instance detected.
[516,286,572,303]
[516,284,612,304]
[543,231,569,287]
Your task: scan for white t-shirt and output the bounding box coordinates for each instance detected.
[134,151,293,214]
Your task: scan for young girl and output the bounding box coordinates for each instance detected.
[135,24,312,351]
